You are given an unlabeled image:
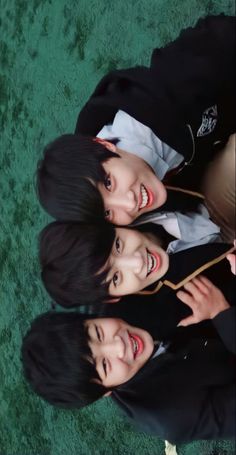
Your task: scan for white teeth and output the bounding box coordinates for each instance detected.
[140,184,149,209]
[130,336,138,354]
[147,251,157,275]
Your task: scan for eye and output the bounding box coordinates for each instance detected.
[102,358,107,376]
[95,325,101,342]
[115,237,121,253]
[104,209,111,220]
[104,174,112,191]
[112,271,120,287]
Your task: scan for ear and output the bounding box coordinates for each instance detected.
[104,297,121,303]
[103,391,112,397]
[93,137,117,153]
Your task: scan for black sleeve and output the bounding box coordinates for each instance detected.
[213,306,236,354]
[124,383,236,444]
[151,15,235,94]
[150,15,235,132]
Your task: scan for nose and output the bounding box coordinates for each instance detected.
[116,251,143,275]
[107,190,136,212]
[102,335,125,359]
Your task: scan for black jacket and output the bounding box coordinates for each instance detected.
[107,243,236,442]
[103,243,235,343]
[76,15,235,190]
[113,306,236,443]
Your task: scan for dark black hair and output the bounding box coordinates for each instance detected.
[40,221,172,308]
[40,221,116,307]
[36,134,119,222]
[21,312,107,408]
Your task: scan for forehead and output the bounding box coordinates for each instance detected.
[99,227,125,269]
[86,317,123,332]
[104,227,146,264]
[103,154,121,167]
[102,151,144,173]
[115,228,147,246]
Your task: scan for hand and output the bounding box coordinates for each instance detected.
[177,275,230,327]
[227,253,236,275]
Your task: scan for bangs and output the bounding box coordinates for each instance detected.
[37,134,119,222]
[22,312,107,409]
[40,221,116,307]
[75,222,116,304]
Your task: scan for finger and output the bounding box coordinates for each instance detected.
[177,316,196,327]
[176,290,194,308]
[226,254,236,275]
[191,276,210,295]
[183,281,202,300]
[197,275,213,289]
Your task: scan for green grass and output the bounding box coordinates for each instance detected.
[0,0,235,453]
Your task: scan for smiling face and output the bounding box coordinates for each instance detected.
[86,318,154,388]
[102,227,169,297]
[97,143,167,225]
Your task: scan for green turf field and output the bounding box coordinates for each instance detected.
[0,1,235,454]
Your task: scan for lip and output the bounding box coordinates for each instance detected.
[130,333,144,358]
[151,251,161,272]
[146,249,161,275]
[138,184,154,211]
[145,186,154,208]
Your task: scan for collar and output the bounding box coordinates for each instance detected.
[139,243,235,295]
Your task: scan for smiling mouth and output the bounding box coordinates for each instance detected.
[129,333,144,359]
[146,249,161,276]
[139,184,153,210]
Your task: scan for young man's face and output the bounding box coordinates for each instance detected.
[97,144,167,225]
[103,227,169,297]
[86,318,154,388]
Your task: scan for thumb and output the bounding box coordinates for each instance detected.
[226,253,236,275]
[177,316,196,327]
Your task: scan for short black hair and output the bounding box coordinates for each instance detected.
[40,221,172,308]
[36,134,119,222]
[21,312,107,408]
[40,221,115,307]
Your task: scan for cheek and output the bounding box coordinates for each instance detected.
[124,275,141,294]
[119,166,136,184]
[119,364,133,383]
[115,212,134,226]
[109,363,130,386]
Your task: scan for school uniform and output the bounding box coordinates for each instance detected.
[76,15,235,191]
[103,242,235,342]
[75,15,235,241]
[112,305,236,443]
[106,243,236,442]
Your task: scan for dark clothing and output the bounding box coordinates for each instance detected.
[113,307,236,443]
[76,17,236,441]
[107,242,236,442]
[104,243,235,342]
[76,15,235,190]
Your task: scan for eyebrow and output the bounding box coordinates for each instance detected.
[103,254,115,289]
[106,237,122,285]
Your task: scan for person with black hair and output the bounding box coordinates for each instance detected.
[37,15,235,240]
[39,220,235,341]
[21,291,236,444]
